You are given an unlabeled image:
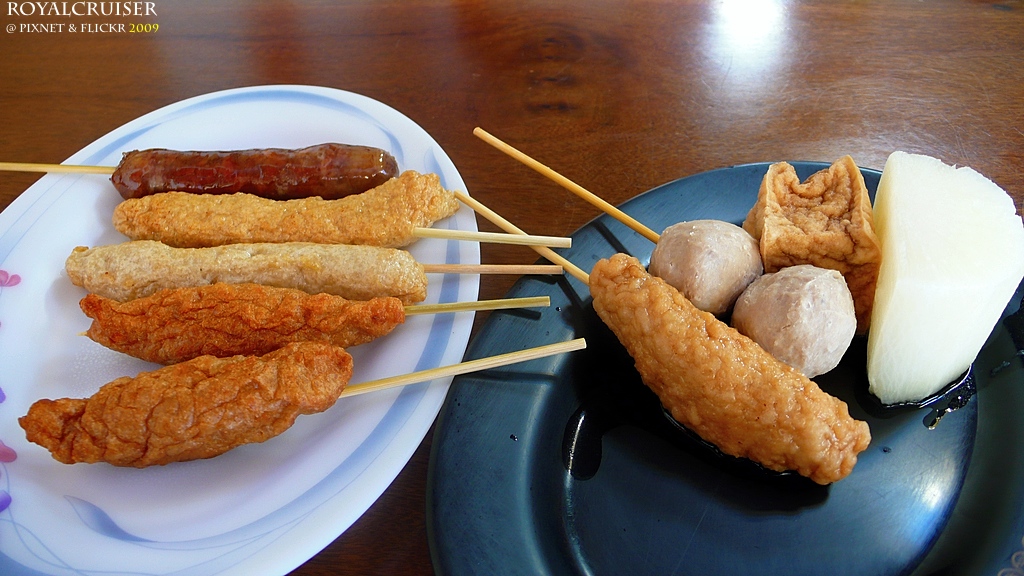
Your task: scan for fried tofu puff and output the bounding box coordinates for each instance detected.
[743,157,881,333]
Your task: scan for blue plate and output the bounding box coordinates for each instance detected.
[428,162,1024,575]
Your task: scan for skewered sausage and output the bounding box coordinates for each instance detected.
[19,342,353,467]
[589,253,871,484]
[112,170,460,248]
[110,143,398,200]
[81,283,406,364]
[65,240,429,304]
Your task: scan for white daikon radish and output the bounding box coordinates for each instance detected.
[867,151,1024,404]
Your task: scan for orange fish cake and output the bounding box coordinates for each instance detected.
[82,283,406,364]
[19,342,353,467]
[589,253,871,485]
[112,170,461,248]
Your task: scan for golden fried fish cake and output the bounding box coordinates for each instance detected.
[590,253,871,485]
[81,283,406,364]
[19,342,353,467]
[743,156,881,333]
[112,170,461,248]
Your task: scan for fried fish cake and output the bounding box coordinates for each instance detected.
[65,240,428,304]
[19,342,353,467]
[81,283,406,364]
[743,156,881,333]
[112,170,461,248]
[590,253,871,485]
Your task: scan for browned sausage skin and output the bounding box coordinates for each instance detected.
[111,143,399,200]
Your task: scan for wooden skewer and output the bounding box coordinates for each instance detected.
[454,190,590,284]
[413,227,570,248]
[405,296,549,316]
[74,296,551,337]
[340,337,586,398]
[473,127,661,244]
[0,161,115,175]
[0,162,566,249]
[422,263,562,275]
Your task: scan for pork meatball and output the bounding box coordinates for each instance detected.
[649,220,762,315]
[732,265,856,378]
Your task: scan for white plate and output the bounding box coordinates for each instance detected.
[0,85,479,575]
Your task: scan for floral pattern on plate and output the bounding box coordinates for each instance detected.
[0,268,20,513]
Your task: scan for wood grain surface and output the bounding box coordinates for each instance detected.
[1,1,1022,574]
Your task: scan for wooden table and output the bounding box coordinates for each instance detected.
[1,1,1022,574]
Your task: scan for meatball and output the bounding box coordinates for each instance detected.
[732,265,857,378]
[649,220,762,315]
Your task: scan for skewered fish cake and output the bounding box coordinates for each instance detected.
[112,170,460,248]
[65,240,428,304]
[19,342,353,467]
[81,283,406,364]
[590,253,871,484]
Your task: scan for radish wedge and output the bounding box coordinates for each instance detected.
[867,151,1024,404]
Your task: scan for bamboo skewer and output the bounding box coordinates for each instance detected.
[405,296,549,315]
[454,190,590,284]
[422,263,562,275]
[340,337,587,398]
[0,161,115,175]
[0,162,576,249]
[413,227,570,248]
[77,296,551,338]
[473,127,661,244]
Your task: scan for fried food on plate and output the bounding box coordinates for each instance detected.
[81,283,406,364]
[742,156,881,333]
[112,170,461,248]
[590,253,871,484]
[19,342,353,467]
[65,240,428,304]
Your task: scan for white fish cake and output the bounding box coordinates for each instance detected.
[65,240,428,304]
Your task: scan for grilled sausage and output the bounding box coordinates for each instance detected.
[110,143,398,200]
